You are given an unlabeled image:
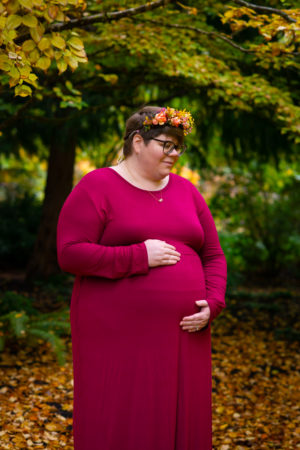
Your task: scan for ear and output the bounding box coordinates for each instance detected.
[132,133,143,154]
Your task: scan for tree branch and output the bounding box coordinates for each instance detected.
[135,18,253,53]
[15,0,175,44]
[232,0,297,23]
[136,18,300,57]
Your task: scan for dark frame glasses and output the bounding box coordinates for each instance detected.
[150,138,187,156]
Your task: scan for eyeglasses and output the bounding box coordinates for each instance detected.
[150,138,187,156]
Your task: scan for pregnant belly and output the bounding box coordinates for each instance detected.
[75,243,206,330]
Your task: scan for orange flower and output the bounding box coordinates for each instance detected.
[170,117,181,127]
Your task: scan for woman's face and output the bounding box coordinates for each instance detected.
[132,133,181,180]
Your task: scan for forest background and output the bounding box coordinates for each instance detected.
[0,0,299,448]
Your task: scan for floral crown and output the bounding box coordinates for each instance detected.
[142,107,194,136]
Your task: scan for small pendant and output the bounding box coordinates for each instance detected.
[159,198,163,202]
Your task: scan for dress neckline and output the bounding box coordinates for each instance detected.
[106,166,173,193]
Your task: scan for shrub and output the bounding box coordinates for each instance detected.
[0,291,70,365]
[209,162,300,281]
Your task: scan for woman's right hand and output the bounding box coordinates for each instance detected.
[144,239,181,268]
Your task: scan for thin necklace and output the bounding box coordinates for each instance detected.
[148,190,164,203]
[123,162,165,203]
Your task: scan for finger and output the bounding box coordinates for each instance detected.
[162,255,180,261]
[163,243,176,250]
[162,256,180,265]
[195,300,208,307]
[181,325,200,330]
[165,250,181,257]
[181,325,202,332]
[163,254,181,261]
[181,320,207,328]
[163,244,181,256]
[181,314,201,322]
[180,316,207,325]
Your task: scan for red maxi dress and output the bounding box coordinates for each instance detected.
[56,167,227,450]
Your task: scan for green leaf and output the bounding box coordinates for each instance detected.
[22,15,38,28]
[8,311,29,336]
[6,15,23,30]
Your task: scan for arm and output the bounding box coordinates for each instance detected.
[56,182,149,279]
[193,187,227,325]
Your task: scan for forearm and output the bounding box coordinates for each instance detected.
[202,253,227,323]
[58,241,149,279]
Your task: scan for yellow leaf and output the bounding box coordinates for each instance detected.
[19,0,33,9]
[30,25,43,43]
[45,423,57,431]
[70,47,87,58]
[37,36,51,51]
[27,73,38,85]
[7,29,17,41]
[0,55,11,71]
[44,47,54,58]
[35,55,51,70]
[22,14,38,28]
[51,35,66,50]
[9,66,22,79]
[68,37,84,50]
[57,58,67,74]
[54,51,63,60]
[73,56,87,63]
[6,15,22,30]
[0,16,6,29]
[22,39,36,52]
[28,48,40,63]
[15,84,32,97]
[67,56,78,71]
[19,66,31,79]
[0,61,11,71]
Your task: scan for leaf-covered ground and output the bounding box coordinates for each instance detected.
[0,297,299,449]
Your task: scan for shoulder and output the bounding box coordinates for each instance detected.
[171,172,208,211]
[171,172,204,198]
[75,167,113,191]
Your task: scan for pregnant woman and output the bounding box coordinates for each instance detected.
[56,105,227,450]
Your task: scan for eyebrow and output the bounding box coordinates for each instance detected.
[164,138,179,145]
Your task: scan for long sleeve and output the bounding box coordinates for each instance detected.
[56,180,149,279]
[192,185,227,324]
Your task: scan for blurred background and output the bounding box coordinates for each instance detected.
[0,0,299,448]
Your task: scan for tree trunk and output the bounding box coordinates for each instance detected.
[25,123,76,283]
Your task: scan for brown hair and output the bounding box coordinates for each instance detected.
[122,105,185,157]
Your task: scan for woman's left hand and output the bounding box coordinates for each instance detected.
[180,300,210,332]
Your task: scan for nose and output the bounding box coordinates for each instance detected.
[169,148,181,156]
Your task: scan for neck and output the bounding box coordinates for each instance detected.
[121,158,169,190]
